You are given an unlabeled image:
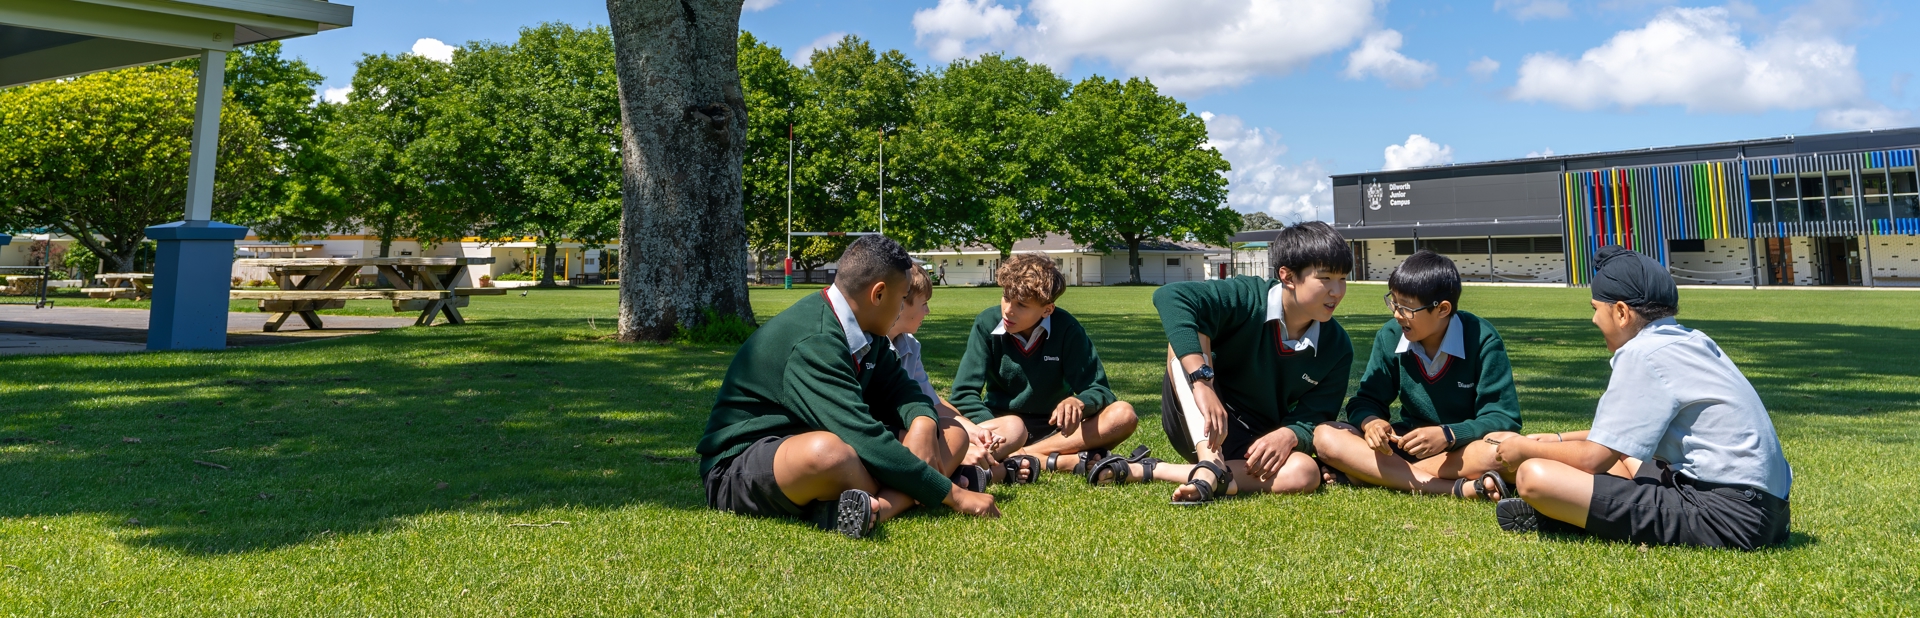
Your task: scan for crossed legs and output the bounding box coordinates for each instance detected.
[977,401,1140,480]
[772,415,968,523]
[1313,422,1520,498]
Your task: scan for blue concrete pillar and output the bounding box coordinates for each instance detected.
[0,233,11,246]
[145,220,247,351]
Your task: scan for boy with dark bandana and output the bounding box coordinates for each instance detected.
[1491,246,1793,550]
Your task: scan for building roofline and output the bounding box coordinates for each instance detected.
[1329,126,1920,180]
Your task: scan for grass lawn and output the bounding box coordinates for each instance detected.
[2,283,1917,615]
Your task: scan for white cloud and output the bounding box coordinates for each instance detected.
[913,0,1022,61]
[1201,112,1333,222]
[321,86,352,104]
[1816,105,1914,130]
[744,0,781,11]
[1510,6,1862,112]
[1468,56,1500,80]
[1343,30,1435,89]
[410,38,456,63]
[1383,134,1453,171]
[1494,0,1572,20]
[791,32,848,67]
[910,0,1377,95]
[1526,147,1556,157]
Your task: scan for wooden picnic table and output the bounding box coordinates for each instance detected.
[230,257,501,332]
[81,273,153,301]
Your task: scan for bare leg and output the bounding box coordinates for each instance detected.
[978,416,1030,460]
[1228,451,1323,495]
[771,431,884,520]
[875,416,971,519]
[1513,455,1640,528]
[1315,423,1518,498]
[1016,401,1140,472]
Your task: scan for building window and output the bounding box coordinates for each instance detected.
[1166,258,1180,266]
[1669,239,1706,253]
[977,259,985,266]
[1749,177,1773,224]
[1894,170,1920,219]
[1055,258,1064,266]
[1457,238,1489,255]
[1394,240,1415,255]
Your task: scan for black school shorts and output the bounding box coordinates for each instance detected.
[1584,459,1792,550]
[703,435,805,519]
[1160,371,1262,463]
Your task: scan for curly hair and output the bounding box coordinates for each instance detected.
[995,253,1065,304]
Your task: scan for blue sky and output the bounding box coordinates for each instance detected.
[282,0,1919,222]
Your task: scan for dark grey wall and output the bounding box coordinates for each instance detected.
[1333,170,1564,225]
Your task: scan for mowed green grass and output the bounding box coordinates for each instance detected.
[2,283,1916,615]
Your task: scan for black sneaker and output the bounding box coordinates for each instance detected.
[1496,498,1541,532]
[809,489,875,539]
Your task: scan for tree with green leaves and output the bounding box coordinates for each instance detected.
[892,53,1069,260]
[0,67,272,273]
[440,23,622,287]
[323,53,472,257]
[789,35,917,278]
[1057,76,1234,284]
[1240,211,1282,232]
[737,32,806,278]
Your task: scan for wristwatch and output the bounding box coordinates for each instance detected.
[1185,364,1215,386]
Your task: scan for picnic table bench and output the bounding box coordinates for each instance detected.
[80,273,154,301]
[230,257,502,332]
[3,274,44,296]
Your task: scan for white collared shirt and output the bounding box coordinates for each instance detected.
[1264,283,1320,355]
[891,333,941,403]
[824,285,871,361]
[1395,314,1465,377]
[991,313,1051,351]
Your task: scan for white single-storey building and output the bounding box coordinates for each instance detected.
[913,236,1227,286]
[234,234,606,285]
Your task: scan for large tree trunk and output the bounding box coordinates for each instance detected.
[1126,236,1142,284]
[538,242,560,288]
[607,0,754,341]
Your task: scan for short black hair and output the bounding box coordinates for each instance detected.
[1388,250,1461,311]
[836,235,912,293]
[1268,221,1353,278]
[1630,303,1678,322]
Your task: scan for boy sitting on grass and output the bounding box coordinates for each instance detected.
[1116,222,1354,503]
[1314,250,1523,500]
[698,235,999,539]
[1491,246,1792,550]
[888,265,1008,484]
[949,253,1139,485]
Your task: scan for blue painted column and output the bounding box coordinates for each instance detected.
[146,49,238,351]
[146,221,246,350]
[0,233,11,247]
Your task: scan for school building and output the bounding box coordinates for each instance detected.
[1274,128,1920,287]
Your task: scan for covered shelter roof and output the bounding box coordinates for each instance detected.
[1,0,353,88]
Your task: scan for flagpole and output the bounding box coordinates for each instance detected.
[878,128,885,238]
[785,120,794,290]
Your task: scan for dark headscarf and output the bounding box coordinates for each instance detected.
[1591,246,1678,308]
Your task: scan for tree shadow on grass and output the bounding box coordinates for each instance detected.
[0,320,736,555]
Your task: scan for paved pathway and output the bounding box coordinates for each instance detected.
[0,306,415,354]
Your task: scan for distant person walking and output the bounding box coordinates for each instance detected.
[937,263,947,286]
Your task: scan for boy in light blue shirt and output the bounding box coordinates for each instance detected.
[1490,246,1791,550]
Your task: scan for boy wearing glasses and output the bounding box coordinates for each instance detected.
[1314,250,1524,500]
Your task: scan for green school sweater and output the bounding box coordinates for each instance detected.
[1153,276,1354,454]
[949,306,1116,424]
[698,290,951,506]
[1343,312,1522,443]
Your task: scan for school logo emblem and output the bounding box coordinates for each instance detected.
[1366,182,1384,211]
[1043,356,1060,362]
[1458,382,1475,389]
[864,363,875,370]
[1301,373,1319,385]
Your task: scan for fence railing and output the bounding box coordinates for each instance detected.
[0,265,54,308]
